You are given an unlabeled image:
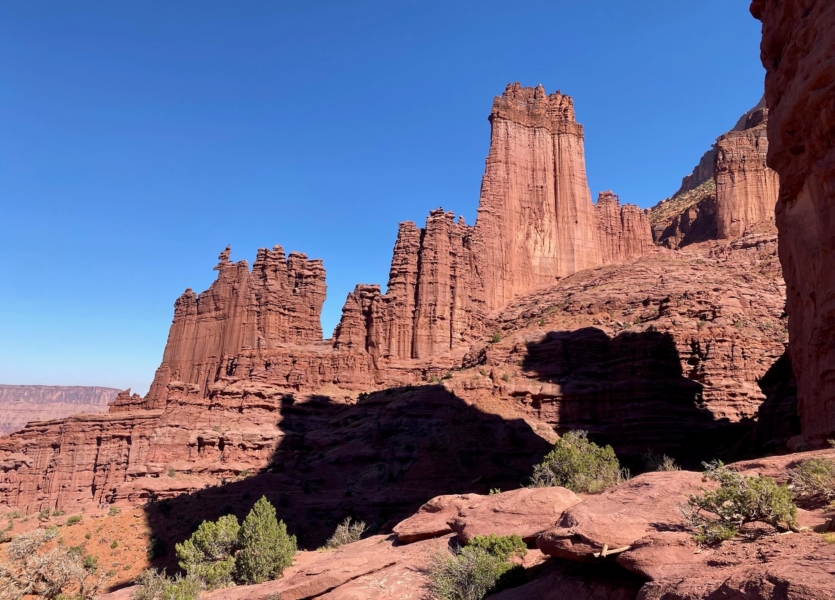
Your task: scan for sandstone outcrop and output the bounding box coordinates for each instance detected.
[594,191,654,263]
[471,83,652,311]
[144,246,327,406]
[752,0,835,445]
[649,100,779,248]
[0,385,118,435]
[715,106,780,238]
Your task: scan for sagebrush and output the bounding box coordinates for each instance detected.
[428,534,526,600]
[529,430,625,493]
[324,517,365,549]
[789,457,835,502]
[683,461,798,544]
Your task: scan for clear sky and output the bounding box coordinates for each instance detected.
[0,1,764,394]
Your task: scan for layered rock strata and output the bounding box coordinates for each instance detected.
[471,83,651,311]
[649,101,779,248]
[144,246,326,406]
[0,385,118,436]
[752,0,835,444]
[715,106,780,238]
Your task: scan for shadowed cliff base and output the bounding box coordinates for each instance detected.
[142,385,552,571]
[519,327,766,471]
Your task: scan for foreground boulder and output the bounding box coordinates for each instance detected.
[537,471,706,566]
[393,486,582,544]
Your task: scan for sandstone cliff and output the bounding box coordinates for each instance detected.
[471,83,604,310]
[0,385,117,436]
[649,101,779,248]
[143,246,326,406]
[752,0,835,444]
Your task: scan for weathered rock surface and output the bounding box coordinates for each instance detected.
[537,472,705,564]
[393,486,581,544]
[465,230,790,465]
[715,106,780,239]
[752,0,835,445]
[471,83,652,311]
[594,191,654,264]
[0,385,117,435]
[144,246,327,406]
[649,100,779,249]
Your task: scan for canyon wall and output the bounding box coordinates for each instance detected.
[0,385,117,436]
[752,0,835,443]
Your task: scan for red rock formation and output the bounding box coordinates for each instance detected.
[0,385,118,436]
[594,191,654,264]
[752,0,835,444]
[471,83,603,310]
[144,246,326,406]
[334,210,484,362]
[649,100,779,248]
[715,107,780,238]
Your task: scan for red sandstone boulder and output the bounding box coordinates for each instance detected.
[537,472,706,564]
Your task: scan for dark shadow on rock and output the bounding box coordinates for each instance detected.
[754,349,800,452]
[520,327,756,471]
[144,384,552,571]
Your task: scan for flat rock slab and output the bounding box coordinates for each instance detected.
[394,487,581,545]
[538,471,706,563]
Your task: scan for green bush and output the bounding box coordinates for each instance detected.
[643,450,680,472]
[111,540,119,549]
[235,496,297,584]
[789,457,835,502]
[52,509,66,517]
[108,507,122,517]
[490,332,501,344]
[176,514,240,589]
[132,570,201,600]
[428,535,526,600]
[37,509,50,522]
[66,515,82,526]
[529,431,624,493]
[324,517,365,549]
[684,461,798,544]
[468,534,526,561]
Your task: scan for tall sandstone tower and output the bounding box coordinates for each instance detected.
[472,83,603,311]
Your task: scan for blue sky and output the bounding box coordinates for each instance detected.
[0,1,764,394]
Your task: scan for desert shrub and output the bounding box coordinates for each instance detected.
[235,496,297,584]
[37,509,51,522]
[132,570,201,600]
[428,535,526,600]
[66,515,82,526]
[789,457,835,502]
[684,461,798,544]
[643,451,680,472]
[488,488,501,496]
[175,514,240,589]
[52,510,65,517]
[324,517,365,549]
[108,507,121,517]
[490,332,501,344]
[529,431,624,493]
[110,540,119,549]
[467,534,526,561]
[0,528,108,600]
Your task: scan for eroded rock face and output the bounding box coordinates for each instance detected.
[0,385,117,435]
[594,191,654,264]
[144,246,327,406]
[715,107,780,238]
[752,0,835,444]
[471,83,651,311]
[649,100,779,248]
